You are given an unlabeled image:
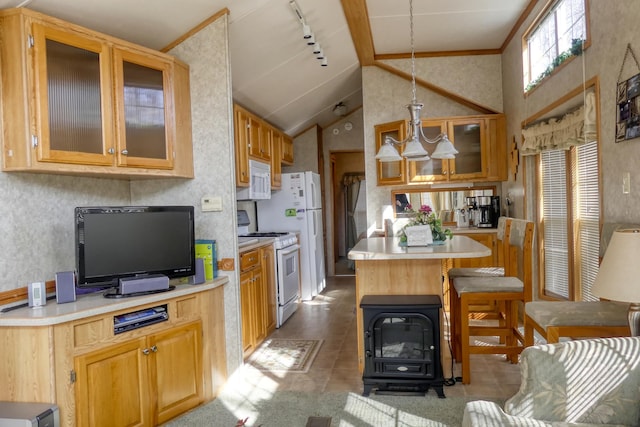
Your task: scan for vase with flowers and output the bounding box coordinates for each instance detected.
[399,204,452,246]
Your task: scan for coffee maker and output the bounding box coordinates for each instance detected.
[465,196,477,226]
[476,196,493,228]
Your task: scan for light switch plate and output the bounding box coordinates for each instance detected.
[201,196,222,212]
[623,172,630,194]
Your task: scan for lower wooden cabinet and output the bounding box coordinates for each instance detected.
[0,283,227,427]
[261,245,277,334]
[74,321,202,426]
[452,232,497,268]
[240,244,276,358]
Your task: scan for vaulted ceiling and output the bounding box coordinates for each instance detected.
[0,0,533,135]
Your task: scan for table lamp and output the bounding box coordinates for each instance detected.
[591,228,640,336]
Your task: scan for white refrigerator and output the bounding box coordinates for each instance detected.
[257,172,326,301]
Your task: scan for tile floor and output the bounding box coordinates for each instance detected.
[228,274,522,400]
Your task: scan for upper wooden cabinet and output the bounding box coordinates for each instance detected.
[270,128,282,189]
[376,114,506,186]
[375,120,406,185]
[233,103,291,189]
[281,134,294,165]
[0,8,193,178]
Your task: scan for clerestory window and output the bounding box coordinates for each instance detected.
[523,0,589,92]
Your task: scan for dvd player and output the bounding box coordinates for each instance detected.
[114,305,168,334]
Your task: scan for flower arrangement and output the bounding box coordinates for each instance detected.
[400,204,452,243]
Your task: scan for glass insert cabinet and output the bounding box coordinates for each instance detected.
[0,9,193,178]
[33,23,174,169]
[375,114,507,185]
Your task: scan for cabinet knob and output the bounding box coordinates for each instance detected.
[142,348,150,355]
[121,149,129,155]
[107,148,115,155]
[151,345,158,353]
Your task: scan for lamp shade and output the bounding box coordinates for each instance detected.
[402,138,429,158]
[591,229,640,302]
[431,135,459,159]
[375,142,402,162]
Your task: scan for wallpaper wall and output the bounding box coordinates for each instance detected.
[283,125,319,174]
[131,14,242,373]
[501,0,640,224]
[0,174,130,290]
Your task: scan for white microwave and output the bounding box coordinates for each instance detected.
[237,160,271,200]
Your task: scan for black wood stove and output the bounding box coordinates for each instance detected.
[360,294,444,398]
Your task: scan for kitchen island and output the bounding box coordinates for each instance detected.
[348,236,491,380]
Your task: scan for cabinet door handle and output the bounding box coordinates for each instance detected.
[142,348,150,355]
[107,148,115,154]
[121,149,129,155]
[151,345,158,353]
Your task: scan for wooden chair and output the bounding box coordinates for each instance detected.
[451,218,534,384]
[522,222,636,346]
[449,217,512,361]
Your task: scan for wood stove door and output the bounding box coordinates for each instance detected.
[365,313,438,378]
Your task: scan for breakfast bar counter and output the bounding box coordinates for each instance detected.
[348,236,491,379]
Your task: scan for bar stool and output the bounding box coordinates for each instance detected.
[452,218,534,384]
[449,217,512,361]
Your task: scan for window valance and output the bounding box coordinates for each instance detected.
[521,91,596,156]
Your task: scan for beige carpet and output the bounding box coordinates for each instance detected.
[247,339,323,373]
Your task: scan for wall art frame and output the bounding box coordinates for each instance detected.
[616,44,640,142]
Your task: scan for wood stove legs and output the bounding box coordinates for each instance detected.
[362,379,446,398]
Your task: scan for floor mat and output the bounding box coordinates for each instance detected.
[247,339,323,373]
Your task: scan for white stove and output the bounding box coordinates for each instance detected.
[237,210,301,328]
[238,231,297,249]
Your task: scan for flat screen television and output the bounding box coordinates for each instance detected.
[75,206,195,290]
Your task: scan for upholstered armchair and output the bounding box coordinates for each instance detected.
[463,337,640,426]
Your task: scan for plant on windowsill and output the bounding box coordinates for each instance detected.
[525,38,585,93]
[399,204,452,245]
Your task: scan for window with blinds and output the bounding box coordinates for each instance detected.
[538,139,600,300]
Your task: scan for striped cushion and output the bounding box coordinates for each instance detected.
[448,266,505,278]
[525,301,629,327]
[454,276,523,294]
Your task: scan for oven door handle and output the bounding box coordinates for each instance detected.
[279,244,300,256]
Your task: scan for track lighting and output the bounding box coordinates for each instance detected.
[302,24,311,39]
[289,0,328,68]
[306,33,315,45]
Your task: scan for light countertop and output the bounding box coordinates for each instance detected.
[347,236,491,261]
[0,276,228,327]
[238,237,275,253]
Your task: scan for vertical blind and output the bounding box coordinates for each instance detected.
[574,140,600,301]
[539,139,599,300]
[541,149,570,298]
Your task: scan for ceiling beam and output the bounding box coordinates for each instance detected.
[374,61,500,115]
[340,0,375,66]
[377,49,502,60]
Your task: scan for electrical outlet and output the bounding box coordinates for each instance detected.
[623,172,630,194]
[201,196,222,212]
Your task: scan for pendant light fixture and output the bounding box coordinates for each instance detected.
[375,0,458,163]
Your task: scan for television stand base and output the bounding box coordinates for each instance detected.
[104,285,175,299]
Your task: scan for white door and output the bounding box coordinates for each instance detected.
[305,172,322,210]
[307,208,326,295]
